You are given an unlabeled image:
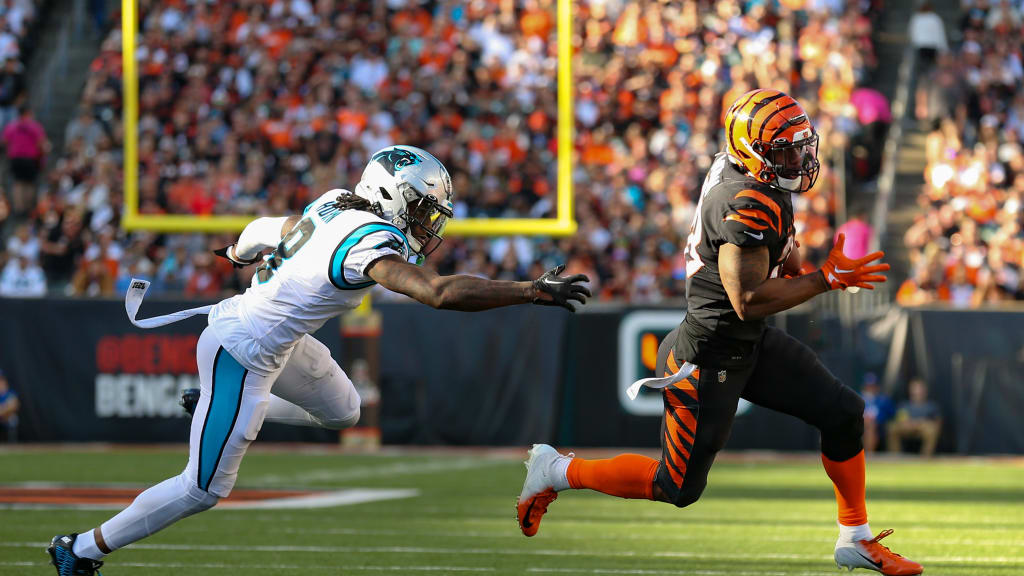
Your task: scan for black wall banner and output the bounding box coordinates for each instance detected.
[906,308,1024,454]
[0,298,1020,454]
[374,303,566,446]
[0,298,340,443]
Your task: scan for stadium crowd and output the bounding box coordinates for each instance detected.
[0,0,882,301]
[899,0,1024,306]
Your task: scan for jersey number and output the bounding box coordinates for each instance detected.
[256,218,316,283]
[684,159,725,278]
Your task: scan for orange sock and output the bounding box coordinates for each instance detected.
[566,454,659,500]
[821,450,868,526]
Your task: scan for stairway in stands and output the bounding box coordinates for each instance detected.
[877,0,961,285]
[23,0,111,156]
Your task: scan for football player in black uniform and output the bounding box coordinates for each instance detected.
[516,89,923,576]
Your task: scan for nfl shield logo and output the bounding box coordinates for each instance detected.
[718,370,727,383]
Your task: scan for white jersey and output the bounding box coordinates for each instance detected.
[208,189,410,375]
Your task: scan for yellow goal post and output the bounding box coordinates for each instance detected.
[119,0,576,237]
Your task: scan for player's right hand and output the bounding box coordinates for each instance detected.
[819,233,890,291]
[213,244,261,269]
[532,264,591,312]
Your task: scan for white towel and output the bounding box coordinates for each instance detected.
[125,278,213,329]
[625,361,697,401]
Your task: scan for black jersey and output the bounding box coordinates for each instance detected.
[677,153,796,367]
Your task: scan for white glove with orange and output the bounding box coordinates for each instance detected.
[819,233,890,291]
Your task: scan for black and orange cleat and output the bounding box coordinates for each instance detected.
[834,529,923,575]
[516,488,557,537]
[515,444,570,537]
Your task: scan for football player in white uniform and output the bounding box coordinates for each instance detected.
[48,145,590,575]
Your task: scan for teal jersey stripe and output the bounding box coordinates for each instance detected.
[197,348,246,492]
[328,222,409,290]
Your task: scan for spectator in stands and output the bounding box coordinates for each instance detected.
[0,369,18,443]
[2,103,46,217]
[835,210,874,260]
[0,188,8,230]
[909,1,948,71]
[0,246,45,296]
[0,58,23,129]
[71,258,114,297]
[888,378,942,457]
[860,372,894,453]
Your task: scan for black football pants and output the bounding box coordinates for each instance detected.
[653,325,865,507]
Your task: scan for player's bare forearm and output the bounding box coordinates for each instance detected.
[366,255,535,311]
[719,243,828,321]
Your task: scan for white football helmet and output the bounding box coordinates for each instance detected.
[354,145,455,257]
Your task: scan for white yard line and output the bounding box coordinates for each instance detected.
[526,568,820,576]
[0,488,418,511]
[3,542,1022,565]
[0,561,493,572]
[9,519,1024,548]
[249,457,507,485]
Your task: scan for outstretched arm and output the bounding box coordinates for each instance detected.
[215,215,300,267]
[366,256,590,312]
[720,233,889,321]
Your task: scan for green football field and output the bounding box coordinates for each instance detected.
[1,447,1022,576]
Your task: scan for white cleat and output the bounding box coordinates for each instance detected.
[515,444,571,537]
[834,530,923,575]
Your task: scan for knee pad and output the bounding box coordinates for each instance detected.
[176,471,221,510]
[656,464,705,509]
[184,481,220,513]
[672,480,706,509]
[318,403,360,430]
[820,384,865,461]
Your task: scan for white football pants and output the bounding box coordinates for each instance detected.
[93,326,360,552]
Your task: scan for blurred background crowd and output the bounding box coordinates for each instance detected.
[898,0,1024,306]
[4,0,1019,307]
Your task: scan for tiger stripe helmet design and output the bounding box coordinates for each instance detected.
[724,88,820,193]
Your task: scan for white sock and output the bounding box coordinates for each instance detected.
[838,522,873,543]
[552,455,573,492]
[71,529,105,561]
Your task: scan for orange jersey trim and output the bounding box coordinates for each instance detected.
[724,214,769,230]
[735,189,782,227]
[735,208,779,234]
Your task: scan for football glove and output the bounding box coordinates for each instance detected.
[532,264,592,312]
[819,233,890,291]
[213,245,261,269]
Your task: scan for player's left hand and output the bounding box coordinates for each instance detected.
[820,233,890,290]
[213,244,261,269]
[532,264,592,312]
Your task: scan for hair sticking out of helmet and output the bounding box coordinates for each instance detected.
[724,88,820,193]
[354,145,456,257]
[332,193,378,215]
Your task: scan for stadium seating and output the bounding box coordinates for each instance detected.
[898,3,1024,305]
[6,0,880,300]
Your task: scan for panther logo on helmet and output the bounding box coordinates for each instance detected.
[355,145,455,259]
[371,148,422,176]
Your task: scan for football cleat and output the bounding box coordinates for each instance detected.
[516,443,570,537]
[180,388,200,417]
[47,534,103,576]
[834,529,923,575]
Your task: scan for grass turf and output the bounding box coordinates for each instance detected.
[1,447,1022,575]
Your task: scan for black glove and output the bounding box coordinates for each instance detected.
[213,245,261,269]
[532,264,592,312]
